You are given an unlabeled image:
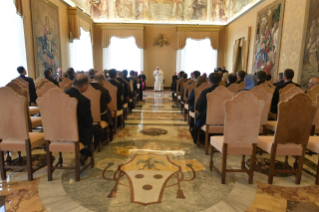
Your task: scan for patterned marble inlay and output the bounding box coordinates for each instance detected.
[139,128,168,136]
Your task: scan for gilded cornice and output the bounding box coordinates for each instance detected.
[176,26,223,32]
[67,7,93,25]
[101,25,144,31]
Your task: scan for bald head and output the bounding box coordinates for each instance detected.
[308,78,319,89]
[73,74,89,93]
[94,73,105,84]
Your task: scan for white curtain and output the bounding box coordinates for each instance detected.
[176,38,217,76]
[70,27,93,72]
[103,36,143,72]
[0,0,27,87]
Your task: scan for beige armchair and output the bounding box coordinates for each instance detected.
[0,87,45,181]
[59,78,73,90]
[189,82,210,122]
[227,83,240,94]
[278,84,296,95]
[180,79,192,114]
[36,82,58,98]
[35,78,49,90]
[210,92,264,184]
[83,85,110,151]
[37,88,93,181]
[239,81,245,90]
[258,93,317,184]
[184,82,196,122]
[201,87,235,155]
[103,81,124,134]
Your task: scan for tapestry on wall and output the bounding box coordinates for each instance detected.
[299,0,319,89]
[31,0,62,77]
[251,0,285,79]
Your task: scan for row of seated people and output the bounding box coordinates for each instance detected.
[172,68,319,185]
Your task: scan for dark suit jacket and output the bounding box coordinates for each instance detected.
[117,78,130,100]
[187,88,195,112]
[19,75,37,104]
[195,85,219,127]
[65,87,93,146]
[69,75,75,81]
[270,81,301,114]
[109,79,124,110]
[46,77,59,87]
[273,80,284,86]
[91,82,113,126]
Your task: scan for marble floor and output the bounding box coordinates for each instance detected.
[1,91,319,212]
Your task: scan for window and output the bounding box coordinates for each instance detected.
[176,38,217,76]
[0,1,28,87]
[69,28,93,72]
[103,36,143,71]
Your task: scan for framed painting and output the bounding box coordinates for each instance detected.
[252,0,285,79]
[31,0,62,77]
[298,0,319,89]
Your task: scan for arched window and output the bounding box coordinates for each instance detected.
[176,38,217,76]
[103,36,143,71]
[0,1,28,86]
[69,28,93,72]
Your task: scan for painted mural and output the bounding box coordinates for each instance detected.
[31,0,62,77]
[68,0,260,23]
[251,0,285,79]
[299,0,319,89]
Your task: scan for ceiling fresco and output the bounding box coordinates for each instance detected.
[64,0,262,24]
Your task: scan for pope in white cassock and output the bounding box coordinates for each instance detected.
[153,66,164,91]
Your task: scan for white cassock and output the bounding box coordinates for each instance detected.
[153,70,164,91]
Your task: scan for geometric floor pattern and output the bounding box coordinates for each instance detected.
[1,91,319,212]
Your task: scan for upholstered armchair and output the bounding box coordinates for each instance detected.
[0,87,45,181]
[189,82,210,124]
[210,92,264,184]
[238,81,245,90]
[36,82,58,98]
[201,87,234,155]
[184,82,196,122]
[83,85,109,151]
[37,88,93,181]
[258,93,317,184]
[35,78,49,90]
[227,83,240,94]
[59,78,73,90]
[103,81,124,134]
[180,79,192,115]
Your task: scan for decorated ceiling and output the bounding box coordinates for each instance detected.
[65,0,262,24]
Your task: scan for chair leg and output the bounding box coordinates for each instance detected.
[205,128,209,155]
[248,144,257,184]
[210,145,214,171]
[221,144,227,184]
[90,143,95,168]
[121,114,124,129]
[295,148,306,184]
[25,139,33,181]
[75,143,80,181]
[46,140,52,181]
[196,129,201,147]
[316,154,319,185]
[114,116,117,135]
[0,148,7,181]
[268,144,277,184]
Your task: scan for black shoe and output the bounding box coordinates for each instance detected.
[80,155,88,166]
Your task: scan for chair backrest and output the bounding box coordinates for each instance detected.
[183,80,193,101]
[308,85,319,102]
[206,86,235,125]
[265,81,274,88]
[11,79,30,103]
[129,80,134,93]
[227,83,240,94]
[0,87,29,141]
[175,78,182,93]
[274,93,318,145]
[36,82,57,98]
[14,77,29,88]
[313,94,319,126]
[103,81,118,111]
[59,78,73,90]
[195,82,210,106]
[37,88,79,142]
[35,78,49,90]
[250,86,273,125]
[259,83,275,94]
[279,83,296,95]
[83,85,101,122]
[239,81,245,90]
[280,86,303,102]
[35,77,44,84]
[223,91,264,144]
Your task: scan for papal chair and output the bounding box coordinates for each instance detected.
[59,78,73,90]
[227,83,240,94]
[258,93,317,184]
[210,91,264,184]
[250,86,273,135]
[103,81,124,134]
[83,85,110,151]
[201,87,234,155]
[37,88,94,181]
[184,82,196,122]
[266,86,304,132]
[0,87,45,181]
[36,81,58,98]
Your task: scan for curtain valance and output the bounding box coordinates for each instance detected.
[176,30,219,50]
[67,8,94,44]
[101,26,144,49]
[14,0,24,18]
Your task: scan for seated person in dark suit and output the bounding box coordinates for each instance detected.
[88,69,96,80]
[117,71,130,104]
[129,70,138,96]
[236,70,246,84]
[67,67,76,81]
[256,71,266,85]
[273,73,284,86]
[91,73,114,142]
[186,76,207,113]
[270,69,300,114]
[226,73,237,87]
[44,68,59,87]
[17,66,37,105]
[65,74,103,165]
[191,73,220,144]
[109,69,124,111]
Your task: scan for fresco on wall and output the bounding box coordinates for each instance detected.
[251,0,285,79]
[68,0,259,23]
[31,0,62,77]
[299,0,319,89]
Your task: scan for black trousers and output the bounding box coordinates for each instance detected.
[191,125,205,145]
[80,125,104,156]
